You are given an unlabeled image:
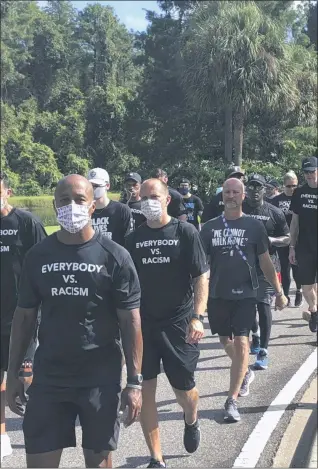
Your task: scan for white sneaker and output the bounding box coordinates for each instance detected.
[1,433,13,462]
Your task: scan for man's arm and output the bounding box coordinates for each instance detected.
[289,212,299,247]
[269,210,290,247]
[117,308,143,379]
[268,235,290,247]
[193,272,209,318]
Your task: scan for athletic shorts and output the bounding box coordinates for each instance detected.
[23,383,121,454]
[0,334,37,373]
[296,248,317,286]
[141,316,200,391]
[207,298,257,337]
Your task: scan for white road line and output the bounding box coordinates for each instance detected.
[233,350,317,468]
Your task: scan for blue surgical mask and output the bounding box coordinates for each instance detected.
[179,188,189,196]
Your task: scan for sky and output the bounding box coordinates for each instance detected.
[37,1,162,31]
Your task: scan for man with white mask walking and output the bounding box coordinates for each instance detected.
[88,168,133,246]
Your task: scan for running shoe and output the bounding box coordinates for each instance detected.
[303,311,311,322]
[183,415,201,453]
[239,368,255,397]
[309,312,318,333]
[250,335,261,354]
[254,349,269,370]
[287,296,291,307]
[224,397,241,422]
[147,459,166,468]
[294,291,303,307]
[1,433,13,462]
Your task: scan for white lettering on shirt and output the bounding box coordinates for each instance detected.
[0,229,18,236]
[42,263,104,274]
[0,245,10,252]
[136,239,179,249]
[211,229,248,247]
[142,257,170,264]
[92,217,112,239]
[51,287,89,296]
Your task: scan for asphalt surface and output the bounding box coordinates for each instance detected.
[2,290,317,468]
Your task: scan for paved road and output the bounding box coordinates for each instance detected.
[3,290,317,468]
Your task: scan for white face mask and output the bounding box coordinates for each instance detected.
[94,186,106,200]
[141,199,163,221]
[56,202,92,234]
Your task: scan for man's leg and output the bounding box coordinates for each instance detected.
[296,251,317,331]
[1,335,13,462]
[219,336,249,399]
[83,450,112,468]
[302,284,317,313]
[140,378,164,463]
[279,248,292,300]
[26,450,63,468]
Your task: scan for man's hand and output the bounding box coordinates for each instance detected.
[186,319,204,344]
[6,372,28,417]
[120,387,142,427]
[275,294,288,311]
[289,247,297,265]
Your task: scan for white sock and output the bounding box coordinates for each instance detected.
[252,328,260,337]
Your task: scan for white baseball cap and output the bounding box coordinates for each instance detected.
[87,168,110,185]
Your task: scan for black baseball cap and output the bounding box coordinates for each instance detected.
[124,172,142,183]
[179,178,191,185]
[267,179,279,189]
[225,166,245,179]
[302,157,317,172]
[247,174,266,186]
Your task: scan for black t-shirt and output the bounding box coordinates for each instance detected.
[242,200,289,272]
[200,215,268,300]
[271,193,293,226]
[201,192,224,223]
[91,200,133,246]
[182,195,204,230]
[17,232,140,387]
[125,218,208,325]
[168,187,187,218]
[290,184,317,252]
[0,208,47,333]
[128,199,147,230]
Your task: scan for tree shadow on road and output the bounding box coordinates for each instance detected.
[198,354,228,363]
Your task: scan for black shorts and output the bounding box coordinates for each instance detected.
[142,316,199,391]
[0,335,37,373]
[23,383,121,454]
[207,298,256,337]
[297,248,317,286]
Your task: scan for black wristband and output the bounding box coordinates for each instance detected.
[191,314,204,323]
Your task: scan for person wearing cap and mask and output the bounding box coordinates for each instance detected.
[123,172,147,230]
[289,156,318,333]
[243,174,290,370]
[201,166,245,223]
[151,169,187,221]
[6,174,143,469]
[87,168,133,247]
[266,180,281,201]
[178,178,204,231]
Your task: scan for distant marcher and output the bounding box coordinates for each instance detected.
[124,172,147,229]
[178,178,204,231]
[151,169,187,221]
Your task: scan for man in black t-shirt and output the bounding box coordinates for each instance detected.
[87,167,133,246]
[151,168,187,220]
[271,171,302,307]
[243,174,290,370]
[126,178,208,468]
[265,179,281,201]
[201,178,287,423]
[289,157,318,333]
[178,178,204,231]
[6,174,143,469]
[201,166,245,223]
[0,172,47,463]
[123,172,147,229]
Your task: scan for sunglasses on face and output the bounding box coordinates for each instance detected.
[247,185,264,191]
[285,184,297,188]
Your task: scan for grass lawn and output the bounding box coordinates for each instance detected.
[45,225,60,235]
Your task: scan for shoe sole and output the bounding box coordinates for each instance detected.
[250,349,261,355]
[224,414,241,422]
[239,371,255,397]
[254,363,268,370]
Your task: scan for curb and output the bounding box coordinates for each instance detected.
[273,375,317,468]
[308,430,317,468]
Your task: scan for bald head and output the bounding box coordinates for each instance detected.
[54,174,95,209]
[141,178,169,197]
[223,178,245,193]
[223,177,245,212]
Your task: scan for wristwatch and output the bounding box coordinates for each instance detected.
[275,290,283,297]
[127,374,143,386]
[191,314,204,323]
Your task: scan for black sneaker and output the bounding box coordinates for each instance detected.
[287,296,291,307]
[183,415,201,453]
[147,459,166,468]
[224,397,241,422]
[294,291,303,307]
[309,312,318,333]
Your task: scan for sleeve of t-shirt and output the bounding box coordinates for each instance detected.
[17,250,41,309]
[113,255,141,310]
[201,197,219,223]
[122,205,134,238]
[199,222,211,256]
[273,208,290,237]
[255,221,269,256]
[169,192,186,218]
[196,196,204,213]
[26,216,47,251]
[183,224,209,278]
[290,189,300,214]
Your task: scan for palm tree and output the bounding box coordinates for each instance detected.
[180,1,300,165]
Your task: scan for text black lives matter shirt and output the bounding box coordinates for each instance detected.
[128,200,146,229]
[290,184,317,253]
[126,218,208,325]
[200,215,268,300]
[242,200,289,272]
[201,191,224,223]
[183,195,204,230]
[17,232,140,387]
[0,208,47,334]
[91,200,133,246]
